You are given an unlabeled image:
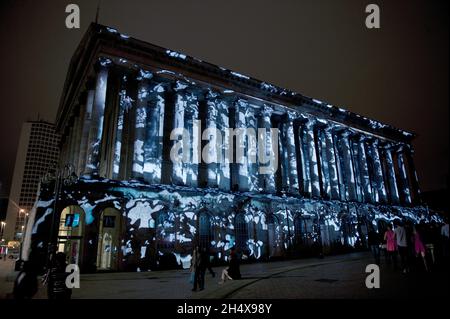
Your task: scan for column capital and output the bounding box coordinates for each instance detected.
[236,98,249,108]
[348,131,369,142]
[394,143,408,153]
[262,104,275,117]
[136,69,153,81]
[339,129,352,138]
[314,118,328,129]
[96,56,113,69]
[286,110,298,122]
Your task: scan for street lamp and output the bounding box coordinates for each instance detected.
[0,221,6,240]
[41,162,78,269]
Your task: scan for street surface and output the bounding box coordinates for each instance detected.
[1,252,448,299]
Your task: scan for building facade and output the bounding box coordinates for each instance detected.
[5,120,60,242]
[26,24,436,272]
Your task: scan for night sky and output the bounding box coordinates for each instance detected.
[0,0,448,196]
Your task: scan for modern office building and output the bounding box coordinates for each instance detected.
[26,23,436,272]
[4,120,60,241]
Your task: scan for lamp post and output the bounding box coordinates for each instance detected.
[0,221,5,240]
[41,162,78,269]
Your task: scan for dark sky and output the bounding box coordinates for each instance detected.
[0,0,448,196]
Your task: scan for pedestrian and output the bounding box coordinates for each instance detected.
[189,247,198,286]
[422,222,436,265]
[191,246,206,291]
[394,220,409,273]
[1,247,7,261]
[219,247,241,284]
[13,260,39,299]
[44,252,72,299]
[205,247,216,278]
[384,224,397,269]
[368,228,381,265]
[412,225,428,272]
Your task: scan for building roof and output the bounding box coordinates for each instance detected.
[57,23,414,143]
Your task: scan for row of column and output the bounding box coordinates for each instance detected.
[61,58,420,206]
[277,115,420,205]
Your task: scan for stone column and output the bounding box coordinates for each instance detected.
[184,90,200,188]
[204,90,220,188]
[350,135,363,202]
[85,57,111,175]
[285,111,300,194]
[314,124,327,198]
[367,139,388,203]
[232,99,249,191]
[161,83,176,185]
[332,129,346,201]
[131,71,153,180]
[317,126,331,199]
[304,120,321,198]
[324,127,340,200]
[353,134,372,203]
[260,105,276,193]
[396,145,412,205]
[338,130,357,201]
[74,100,87,176]
[170,84,201,187]
[171,81,188,185]
[298,119,311,196]
[382,144,400,205]
[142,81,166,184]
[112,79,126,180]
[216,97,230,191]
[354,135,372,203]
[404,145,421,204]
[244,101,259,192]
[79,89,94,176]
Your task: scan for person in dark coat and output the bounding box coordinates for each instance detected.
[192,246,207,291]
[13,260,38,299]
[219,247,241,284]
[205,247,216,278]
[368,229,381,265]
[45,252,72,299]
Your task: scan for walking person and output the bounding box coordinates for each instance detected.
[189,246,198,288]
[191,246,206,291]
[13,260,39,299]
[394,220,409,273]
[219,247,241,284]
[1,247,7,261]
[205,247,215,278]
[384,224,397,269]
[368,228,381,265]
[44,252,72,299]
[413,225,428,272]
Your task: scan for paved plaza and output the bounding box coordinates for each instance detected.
[1,252,448,299]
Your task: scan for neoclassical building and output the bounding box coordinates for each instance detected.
[26,23,434,272]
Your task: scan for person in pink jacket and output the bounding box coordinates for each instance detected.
[413,226,428,272]
[384,224,397,269]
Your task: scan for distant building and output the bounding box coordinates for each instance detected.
[4,121,60,241]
